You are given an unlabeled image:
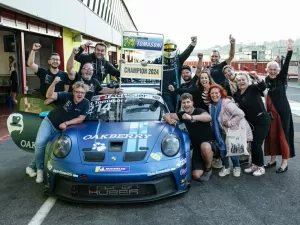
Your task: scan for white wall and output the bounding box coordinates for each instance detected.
[0,0,123,46]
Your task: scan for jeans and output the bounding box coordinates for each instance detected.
[28,117,58,170]
[220,150,240,169]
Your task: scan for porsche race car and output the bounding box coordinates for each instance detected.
[7,87,191,203]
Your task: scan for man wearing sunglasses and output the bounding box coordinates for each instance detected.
[26,78,89,183]
[67,49,122,101]
[27,43,69,96]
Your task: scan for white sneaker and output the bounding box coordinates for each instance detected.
[244,164,258,174]
[219,167,231,177]
[26,167,37,177]
[212,158,223,169]
[233,167,241,177]
[36,170,44,183]
[253,167,265,176]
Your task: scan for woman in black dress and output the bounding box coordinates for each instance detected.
[264,39,295,173]
[10,61,18,104]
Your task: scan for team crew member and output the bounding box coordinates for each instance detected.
[74,41,120,84]
[67,48,123,100]
[163,93,217,182]
[153,37,197,112]
[208,36,235,95]
[25,79,90,183]
[234,71,271,176]
[27,43,69,96]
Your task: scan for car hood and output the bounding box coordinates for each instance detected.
[75,121,167,165]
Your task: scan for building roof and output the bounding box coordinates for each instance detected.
[121,0,138,31]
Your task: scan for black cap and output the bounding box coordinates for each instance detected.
[180,65,191,73]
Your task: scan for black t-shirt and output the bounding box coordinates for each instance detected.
[208,61,232,95]
[210,61,227,84]
[48,92,90,129]
[69,73,103,101]
[180,75,198,89]
[177,108,214,145]
[234,82,268,125]
[36,67,69,96]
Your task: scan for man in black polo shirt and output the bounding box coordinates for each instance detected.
[27,43,69,96]
[67,48,122,100]
[163,93,218,182]
[25,78,89,184]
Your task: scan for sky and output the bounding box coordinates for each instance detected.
[124,0,298,50]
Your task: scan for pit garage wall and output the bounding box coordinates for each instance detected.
[0,0,123,46]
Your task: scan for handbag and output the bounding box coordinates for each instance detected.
[225,128,249,156]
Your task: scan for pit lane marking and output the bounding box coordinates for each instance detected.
[28,197,57,225]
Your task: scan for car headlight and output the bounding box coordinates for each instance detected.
[53,135,72,158]
[161,134,180,157]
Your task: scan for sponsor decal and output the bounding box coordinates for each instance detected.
[176,158,187,168]
[20,140,35,149]
[7,113,24,134]
[89,184,139,196]
[83,134,152,140]
[120,63,162,80]
[180,168,187,176]
[47,161,53,171]
[92,142,107,152]
[147,168,176,176]
[95,166,130,172]
[181,177,186,184]
[122,36,163,51]
[53,169,78,177]
[150,152,162,161]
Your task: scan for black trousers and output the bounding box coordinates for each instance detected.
[251,115,271,166]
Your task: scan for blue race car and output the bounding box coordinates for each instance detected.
[7,88,191,203]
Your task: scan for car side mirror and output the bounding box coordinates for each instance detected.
[39,111,50,119]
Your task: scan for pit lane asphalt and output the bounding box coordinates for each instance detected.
[1,85,300,225]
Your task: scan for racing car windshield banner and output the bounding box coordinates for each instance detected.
[87,94,166,121]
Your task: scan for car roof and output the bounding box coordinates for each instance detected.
[122,87,161,95]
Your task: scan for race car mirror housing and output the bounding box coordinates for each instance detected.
[161,134,180,157]
[53,135,72,158]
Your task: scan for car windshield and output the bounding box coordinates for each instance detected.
[86,94,167,122]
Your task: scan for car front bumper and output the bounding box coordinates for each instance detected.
[45,173,190,203]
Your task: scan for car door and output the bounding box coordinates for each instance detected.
[6,94,55,153]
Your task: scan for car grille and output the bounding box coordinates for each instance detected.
[82,149,147,162]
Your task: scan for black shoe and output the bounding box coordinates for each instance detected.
[264,161,277,169]
[276,166,288,173]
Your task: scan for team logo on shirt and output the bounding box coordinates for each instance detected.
[63,101,72,112]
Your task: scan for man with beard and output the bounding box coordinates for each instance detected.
[67,48,122,101]
[181,53,204,89]
[27,43,69,96]
[74,41,120,84]
[151,37,197,113]
[209,35,235,96]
